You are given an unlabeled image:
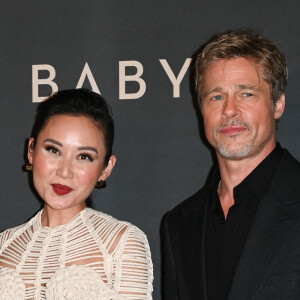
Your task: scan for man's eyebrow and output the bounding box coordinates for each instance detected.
[44,139,62,147]
[237,84,260,91]
[203,85,260,98]
[203,87,223,98]
[77,146,98,154]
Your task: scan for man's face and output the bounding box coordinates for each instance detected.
[201,57,285,161]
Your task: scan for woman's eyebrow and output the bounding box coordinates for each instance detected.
[43,139,98,154]
[44,138,62,147]
[77,146,98,154]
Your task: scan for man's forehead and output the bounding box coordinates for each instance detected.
[204,57,265,84]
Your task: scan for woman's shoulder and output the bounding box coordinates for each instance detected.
[0,223,26,249]
[86,208,138,229]
[85,208,150,250]
[0,211,41,249]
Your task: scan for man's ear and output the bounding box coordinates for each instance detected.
[98,155,117,182]
[27,138,35,164]
[274,93,285,119]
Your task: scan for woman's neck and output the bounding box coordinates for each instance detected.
[41,204,87,228]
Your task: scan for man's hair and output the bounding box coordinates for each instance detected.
[195,29,288,107]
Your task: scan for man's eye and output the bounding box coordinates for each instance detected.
[45,145,59,154]
[212,95,222,100]
[244,93,253,97]
[79,154,94,162]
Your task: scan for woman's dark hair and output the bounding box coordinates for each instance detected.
[31,89,114,165]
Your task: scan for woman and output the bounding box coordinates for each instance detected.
[0,89,153,300]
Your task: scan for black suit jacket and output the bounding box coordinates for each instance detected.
[162,150,300,300]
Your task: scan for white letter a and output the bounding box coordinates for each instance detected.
[76,62,101,94]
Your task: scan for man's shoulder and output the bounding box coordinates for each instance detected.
[280,149,300,171]
[270,149,300,209]
[275,149,300,186]
[165,186,210,222]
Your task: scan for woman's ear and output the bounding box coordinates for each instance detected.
[99,155,117,181]
[27,138,35,164]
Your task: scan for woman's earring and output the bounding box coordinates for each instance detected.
[95,180,106,189]
[25,163,33,171]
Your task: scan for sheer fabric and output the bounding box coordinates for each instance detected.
[0,208,153,300]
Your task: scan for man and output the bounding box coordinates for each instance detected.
[162,29,300,300]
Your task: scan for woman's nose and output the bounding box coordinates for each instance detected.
[56,159,74,179]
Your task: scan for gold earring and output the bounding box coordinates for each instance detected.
[95,180,106,189]
[25,163,33,171]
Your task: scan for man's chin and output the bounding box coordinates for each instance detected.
[217,143,252,160]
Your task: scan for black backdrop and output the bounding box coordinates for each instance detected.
[1,1,299,299]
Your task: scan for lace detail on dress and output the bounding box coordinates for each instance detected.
[0,208,153,300]
[46,265,119,300]
[0,267,25,300]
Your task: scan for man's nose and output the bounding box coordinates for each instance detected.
[221,95,240,119]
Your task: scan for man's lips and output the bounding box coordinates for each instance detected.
[220,126,247,135]
[51,184,73,196]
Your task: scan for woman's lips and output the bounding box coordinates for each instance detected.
[51,184,73,196]
[220,126,247,135]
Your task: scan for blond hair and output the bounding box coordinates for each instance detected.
[195,29,288,107]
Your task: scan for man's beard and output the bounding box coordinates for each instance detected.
[215,120,253,160]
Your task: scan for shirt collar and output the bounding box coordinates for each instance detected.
[234,142,284,200]
[209,142,284,208]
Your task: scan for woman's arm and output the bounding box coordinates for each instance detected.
[112,225,153,300]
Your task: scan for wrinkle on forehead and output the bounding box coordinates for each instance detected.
[220,57,264,84]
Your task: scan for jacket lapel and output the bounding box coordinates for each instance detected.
[228,152,300,299]
[171,191,209,300]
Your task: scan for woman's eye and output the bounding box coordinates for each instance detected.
[45,145,59,154]
[79,154,94,162]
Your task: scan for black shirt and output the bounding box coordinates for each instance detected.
[205,143,284,300]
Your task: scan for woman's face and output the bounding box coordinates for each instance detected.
[28,115,116,215]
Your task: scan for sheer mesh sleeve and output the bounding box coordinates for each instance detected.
[0,225,22,249]
[112,225,153,299]
[0,231,6,249]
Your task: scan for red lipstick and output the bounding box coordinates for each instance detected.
[51,184,73,196]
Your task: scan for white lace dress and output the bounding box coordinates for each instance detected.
[0,208,153,300]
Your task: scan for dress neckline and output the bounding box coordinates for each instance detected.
[37,207,88,231]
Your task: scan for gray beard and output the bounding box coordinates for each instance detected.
[215,120,253,159]
[217,141,252,159]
